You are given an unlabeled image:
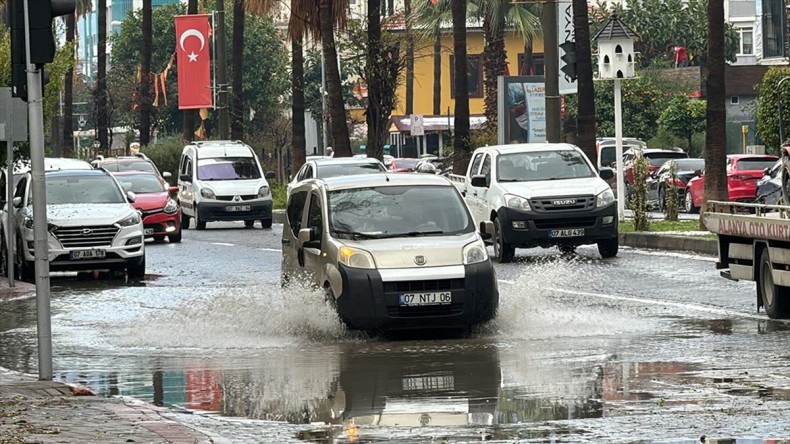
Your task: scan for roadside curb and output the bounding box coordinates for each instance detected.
[619,232,717,255]
[274,208,285,224]
[0,280,36,301]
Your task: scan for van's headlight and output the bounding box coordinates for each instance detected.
[258,185,270,198]
[339,246,375,269]
[163,199,179,214]
[504,194,531,211]
[116,212,141,227]
[596,189,615,207]
[201,188,216,199]
[463,241,488,264]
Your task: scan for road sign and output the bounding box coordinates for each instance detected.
[410,114,424,136]
[0,87,29,141]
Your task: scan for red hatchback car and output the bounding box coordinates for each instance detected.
[112,171,182,243]
[684,154,778,213]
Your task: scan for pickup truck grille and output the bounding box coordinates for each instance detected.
[530,196,595,212]
[54,225,119,248]
[534,217,598,229]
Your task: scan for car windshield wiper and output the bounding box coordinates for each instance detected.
[331,229,379,239]
[375,230,445,239]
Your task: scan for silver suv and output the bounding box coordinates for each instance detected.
[281,173,499,333]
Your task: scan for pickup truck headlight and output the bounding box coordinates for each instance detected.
[116,212,141,227]
[258,185,270,198]
[596,189,615,207]
[200,188,216,199]
[163,199,179,214]
[339,246,375,269]
[504,194,531,211]
[463,241,488,264]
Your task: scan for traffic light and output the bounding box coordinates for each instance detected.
[8,0,76,101]
[559,41,577,82]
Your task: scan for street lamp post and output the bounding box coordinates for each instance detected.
[593,14,638,222]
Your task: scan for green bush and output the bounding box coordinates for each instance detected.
[142,138,185,185]
[270,181,287,209]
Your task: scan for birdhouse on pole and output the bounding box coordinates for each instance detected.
[593,14,638,79]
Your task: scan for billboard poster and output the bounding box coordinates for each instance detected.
[497,76,546,145]
[558,1,577,95]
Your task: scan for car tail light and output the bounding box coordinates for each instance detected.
[730,174,753,181]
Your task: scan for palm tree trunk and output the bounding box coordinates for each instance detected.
[482,14,506,128]
[366,0,384,160]
[573,0,596,165]
[432,27,441,116]
[452,0,470,174]
[183,0,198,141]
[703,0,727,209]
[405,0,414,116]
[523,40,533,75]
[97,0,108,151]
[231,0,245,140]
[320,0,352,157]
[140,0,152,146]
[64,14,75,158]
[216,0,229,138]
[291,35,307,176]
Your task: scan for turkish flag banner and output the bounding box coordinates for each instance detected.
[175,15,212,109]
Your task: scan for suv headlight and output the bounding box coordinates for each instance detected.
[596,189,615,207]
[463,241,488,264]
[258,185,270,198]
[504,194,531,211]
[338,246,375,269]
[201,188,216,199]
[163,199,179,214]
[116,212,141,227]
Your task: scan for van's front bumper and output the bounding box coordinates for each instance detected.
[197,199,272,223]
[498,203,618,248]
[335,262,499,332]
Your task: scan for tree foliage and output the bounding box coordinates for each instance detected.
[590,0,739,67]
[657,95,706,150]
[756,67,790,150]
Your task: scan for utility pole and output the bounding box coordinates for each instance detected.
[542,0,561,143]
[320,50,328,150]
[215,0,229,139]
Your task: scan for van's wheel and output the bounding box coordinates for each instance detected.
[194,204,206,230]
[684,189,698,214]
[493,218,515,263]
[244,220,255,228]
[758,248,790,319]
[261,219,272,229]
[181,210,191,230]
[598,237,619,259]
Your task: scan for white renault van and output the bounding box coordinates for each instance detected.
[281,173,499,333]
[177,140,274,230]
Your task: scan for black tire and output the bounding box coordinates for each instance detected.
[16,238,33,281]
[0,239,6,277]
[194,204,207,230]
[657,186,665,212]
[493,217,515,263]
[244,220,255,228]
[153,235,165,242]
[758,248,790,319]
[782,164,790,206]
[598,237,619,259]
[181,211,190,230]
[127,256,146,279]
[684,189,699,214]
[168,231,182,243]
[261,219,273,229]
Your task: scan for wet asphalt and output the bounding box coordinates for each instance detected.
[0,222,789,443]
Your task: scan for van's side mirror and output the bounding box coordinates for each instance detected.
[265,171,276,180]
[599,168,614,181]
[179,174,191,182]
[479,220,494,241]
[126,191,136,203]
[470,174,488,188]
[298,228,320,249]
[12,197,22,208]
[163,172,172,178]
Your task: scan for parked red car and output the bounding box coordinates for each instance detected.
[111,171,182,243]
[684,154,779,213]
[389,158,420,172]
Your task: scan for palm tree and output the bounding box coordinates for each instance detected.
[433,26,441,116]
[231,0,245,140]
[703,0,727,214]
[140,0,152,146]
[452,0,470,174]
[573,0,596,164]
[319,0,352,157]
[183,0,198,141]
[404,0,414,115]
[97,0,108,151]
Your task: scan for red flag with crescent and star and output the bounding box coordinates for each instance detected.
[175,14,212,109]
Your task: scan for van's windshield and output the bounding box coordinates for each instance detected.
[197,157,261,180]
[328,185,474,239]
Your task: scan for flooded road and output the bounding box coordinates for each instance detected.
[1,223,790,442]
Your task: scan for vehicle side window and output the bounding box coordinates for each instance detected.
[480,155,492,182]
[287,191,308,236]
[307,193,323,243]
[305,166,314,179]
[469,153,484,176]
[0,171,6,206]
[296,165,307,181]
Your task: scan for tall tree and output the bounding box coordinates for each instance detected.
[216,0,229,138]
[433,26,441,116]
[97,0,108,150]
[703,0,727,210]
[63,13,76,157]
[319,0,352,157]
[231,0,245,140]
[140,0,152,146]
[367,0,384,159]
[452,0,470,173]
[404,0,414,115]
[183,0,198,141]
[573,0,596,165]
[291,35,307,177]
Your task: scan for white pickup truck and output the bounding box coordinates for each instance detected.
[449,143,619,262]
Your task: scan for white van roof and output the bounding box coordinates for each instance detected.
[190,141,254,159]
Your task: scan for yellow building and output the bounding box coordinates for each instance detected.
[388,25,545,157]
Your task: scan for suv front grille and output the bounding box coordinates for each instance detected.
[54,226,119,248]
[530,196,595,212]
